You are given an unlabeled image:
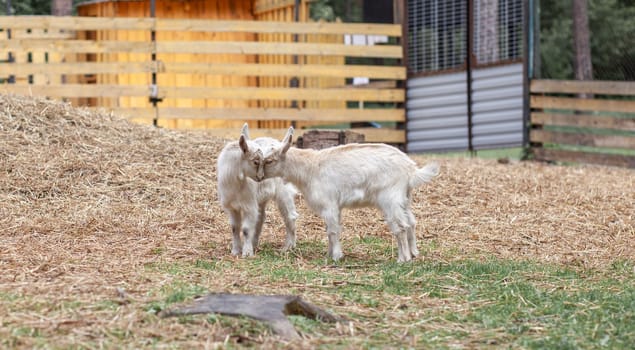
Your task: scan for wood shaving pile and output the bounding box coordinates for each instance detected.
[0,93,633,346]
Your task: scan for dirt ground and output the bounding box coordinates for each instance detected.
[1,94,633,347]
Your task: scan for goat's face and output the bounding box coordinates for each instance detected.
[239,134,265,181]
[262,149,284,178]
[262,126,293,178]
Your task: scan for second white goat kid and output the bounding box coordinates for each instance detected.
[251,127,439,263]
[216,124,298,257]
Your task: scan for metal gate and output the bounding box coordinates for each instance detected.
[405,0,525,152]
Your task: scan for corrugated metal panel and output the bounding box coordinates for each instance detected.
[471,63,524,150]
[406,71,468,152]
[406,63,523,152]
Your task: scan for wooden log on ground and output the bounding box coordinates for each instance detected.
[159,293,342,340]
[296,129,365,150]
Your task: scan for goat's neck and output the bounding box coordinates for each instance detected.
[282,148,317,188]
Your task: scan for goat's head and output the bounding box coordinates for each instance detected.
[262,126,293,178]
[238,124,265,181]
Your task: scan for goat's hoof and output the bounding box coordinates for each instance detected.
[282,240,296,251]
[410,249,420,258]
[231,249,241,256]
[397,255,413,263]
[329,251,344,261]
[241,246,254,258]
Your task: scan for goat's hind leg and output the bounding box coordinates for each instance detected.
[387,220,412,263]
[405,207,420,258]
[381,201,413,263]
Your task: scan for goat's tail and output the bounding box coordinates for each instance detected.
[410,161,440,188]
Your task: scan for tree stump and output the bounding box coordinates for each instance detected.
[296,130,365,150]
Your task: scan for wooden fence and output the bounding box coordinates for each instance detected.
[0,15,406,143]
[529,79,635,167]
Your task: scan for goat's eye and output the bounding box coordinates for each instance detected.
[253,160,260,166]
[265,159,274,165]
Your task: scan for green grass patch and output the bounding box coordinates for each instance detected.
[421,147,526,160]
[268,256,631,347]
[137,247,635,348]
[36,236,635,349]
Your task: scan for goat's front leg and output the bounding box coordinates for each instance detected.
[241,211,259,258]
[228,209,242,256]
[276,191,298,251]
[253,205,266,250]
[323,209,343,261]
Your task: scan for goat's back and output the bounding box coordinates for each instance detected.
[313,143,416,179]
[287,144,418,207]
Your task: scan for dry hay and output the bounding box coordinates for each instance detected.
[1,94,634,347]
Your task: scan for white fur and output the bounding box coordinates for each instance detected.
[255,127,439,263]
[216,124,298,257]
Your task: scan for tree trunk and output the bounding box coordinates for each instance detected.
[52,0,72,16]
[477,0,499,64]
[572,0,593,81]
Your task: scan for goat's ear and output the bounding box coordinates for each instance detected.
[281,126,294,154]
[240,123,250,140]
[239,134,249,154]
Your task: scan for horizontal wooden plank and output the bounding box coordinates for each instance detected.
[0,39,153,54]
[0,61,406,80]
[158,86,404,102]
[155,107,404,122]
[156,41,403,58]
[0,62,404,79]
[0,16,401,36]
[531,112,635,131]
[1,39,400,58]
[530,129,635,149]
[0,62,156,75]
[0,16,155,30]
[160,62,406,79]
[87,107,156,119]
[531,79,635,96]
[0,84,151,97]
[531,95,635,114]
[156,19,402,36]
[196,127,405,143]
[254,0,299,15]
[532,147,635,168]
[0,85,402,101]
[0,30,75,40]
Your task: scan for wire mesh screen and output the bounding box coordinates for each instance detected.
[537,0,635,81]
[473,0,523,65]
[407,0,523,75]
[407,0,467,74]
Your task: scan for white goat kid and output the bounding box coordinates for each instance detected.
[252,127,439,263]
[216,124,298,257]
